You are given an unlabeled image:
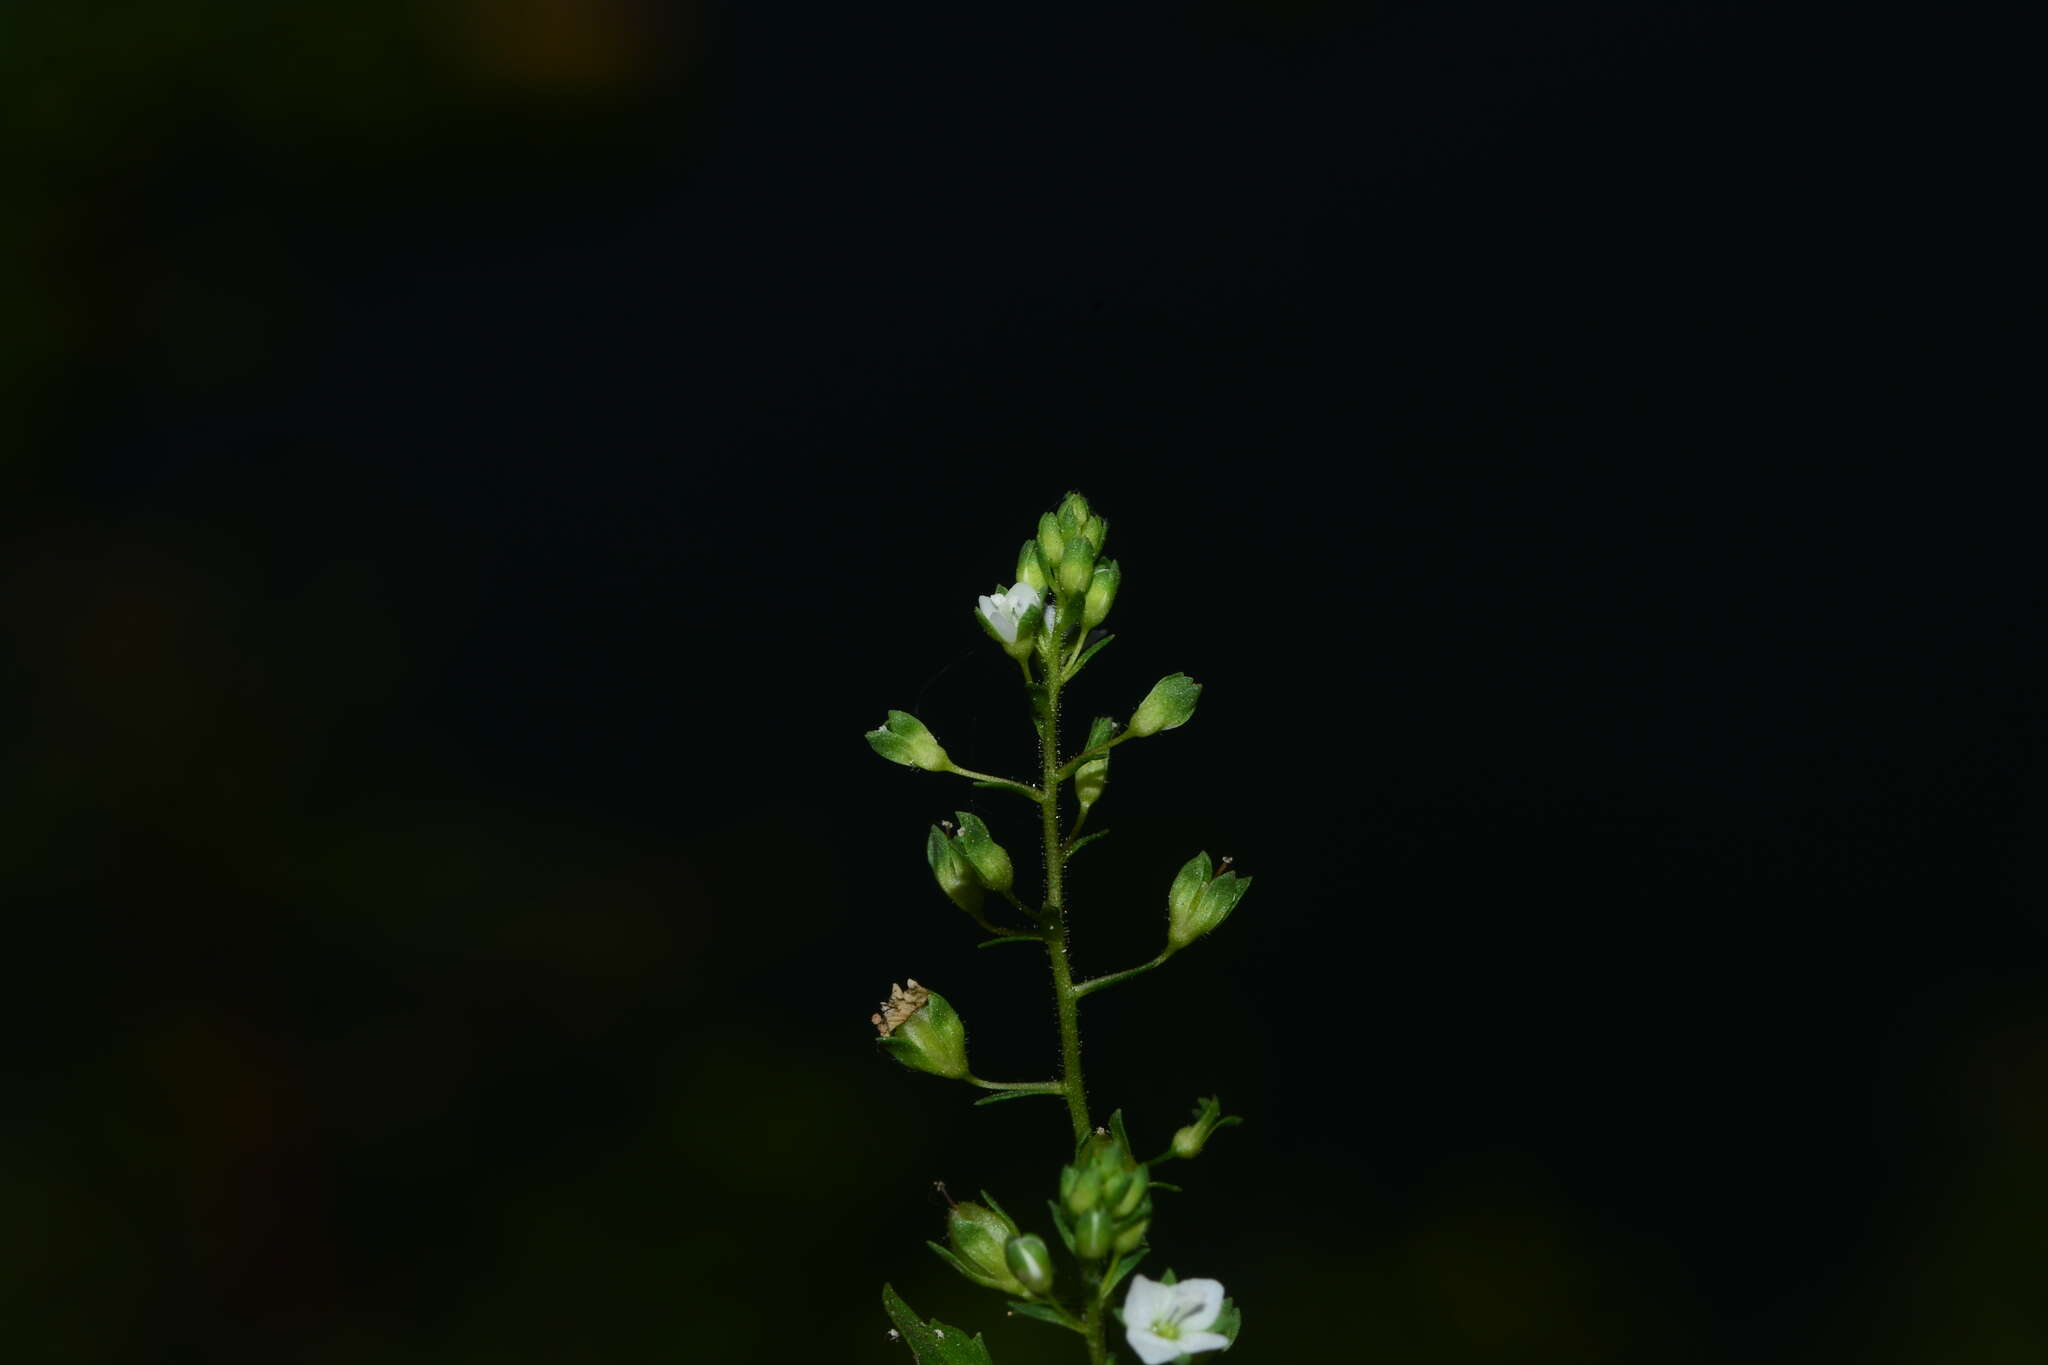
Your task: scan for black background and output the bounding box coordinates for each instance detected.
[4,2,2037,1362]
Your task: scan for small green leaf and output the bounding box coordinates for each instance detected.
[1211,1295,1242,1346]
[882,1284,997,1365]
[1099,1246,1149,1303]
[1148,1180,1183,1193]
[1047,1200,1076,1254]
[1108,1109,1134,1156]
[1063,632,1116,679]
[972,1089,1060,1107]
[976,934,1043,949]
[1004,1299,1078,1332]
[1063,830,1111,861]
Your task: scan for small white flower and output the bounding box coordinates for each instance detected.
[977,580,1042,646]
[1122,1275,1231,1364]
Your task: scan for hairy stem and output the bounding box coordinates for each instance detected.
[1040,652,1091,1147]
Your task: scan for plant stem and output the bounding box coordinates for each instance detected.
[1039,650,1091,1148]
[1084,1300,1108,1364]
[1073,949,1172,998]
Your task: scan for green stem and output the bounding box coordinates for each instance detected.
[1083,1300,1108,1364]
[965,1076,1062,1094]
[1053,731,1131,784]
[1073,949,1172,999]
[1039,649,1091,1147]
[940,761,1043,801]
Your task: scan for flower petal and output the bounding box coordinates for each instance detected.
[1170,1278,1226,1331]
[1124,1325,1189,1365]
[1177,1329,1232,1356]
[1122,1275,1172,1323]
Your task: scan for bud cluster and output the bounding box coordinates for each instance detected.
[1014,491,1120,654]
[1057,1128,1152,1262]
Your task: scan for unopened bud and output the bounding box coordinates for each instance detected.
[1170,1095,1243,1159]
[1165,853,1251,950]
[1016,540,1049,593]
[927,826,983,918]
[950,812,1014,893]
[1074,716,1116,813]
[1037,512,1065,568]
[1004,1234,1055,1296]
[932,1198,1024,1294]
[865,710,953,770]
[1083,559,1121,632]
[1127,674,1200,738]
[1073,1206,1113,1261]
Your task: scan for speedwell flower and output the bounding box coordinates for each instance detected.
[976,580,1042,658]
[1122,1275,1231,1364]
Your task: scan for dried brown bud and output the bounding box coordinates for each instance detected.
[871,979,931,1038]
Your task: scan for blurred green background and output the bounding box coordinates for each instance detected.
[4,2,2037,1362]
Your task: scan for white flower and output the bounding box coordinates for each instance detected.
[977,580,1042,646]
[1122,1275,1231,1364]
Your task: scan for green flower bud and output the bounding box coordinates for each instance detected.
[865,710,952,770]
[1016,540,1049,593]
[1127,673,1200,738]
[1037,512,1065,568]
[1082,558,1121,632]
[1055,491,1091,536]
[1004,1233,1055,1296]
[1073,1205,1113,1261]
[1056,535,1097,598]
[872,981,970,1080]
[1165,854,1251,950]
[1170,1096,1242,1159]
[1074,716,1116,813]
[1167,851,1212,927]
[933,1198,1025,1294]
[926,826,984,918]
[1082,514,1108,556]
[1112,1217,1149,1255]
[1112,1161,1150,1218]
[950,812,1014,893]
[1060,1161,1099,1215]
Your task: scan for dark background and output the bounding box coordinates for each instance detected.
[3,3,2036,1362]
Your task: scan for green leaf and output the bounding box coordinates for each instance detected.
[1098,1246,1149,1304]
[881,1284,997,1365]
[1063,830,1111,862]
[1063,633,1116,679]
[1108,1109,1134,1156]
[1047,1200,1077,1254]
[1211,1296,1242,1347]
[1004,1299,1079,1332]
[972,1089,1060,1107]
[976,934,1043,950]
[1148,1180,1183,1193]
